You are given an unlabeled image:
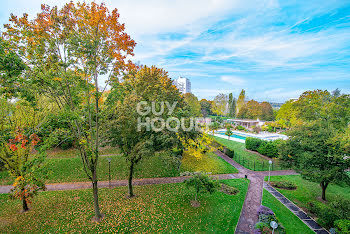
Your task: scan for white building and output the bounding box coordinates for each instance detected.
[173,77,191,94]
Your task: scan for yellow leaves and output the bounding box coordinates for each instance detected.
[53,77,62,82]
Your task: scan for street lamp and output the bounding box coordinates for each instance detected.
[107,158,112,188]
[268,160,272,183]
[270,221,278,234]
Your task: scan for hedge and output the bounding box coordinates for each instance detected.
[215,140,235,158]
[245,137,280,158]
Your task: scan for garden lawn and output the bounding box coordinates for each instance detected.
[214,136,285,171]
[262,189,314,234]
[0,150,237,185]
[0,179,248,233]
[266,175,350,223]
[180,151,239,174]
[0,152,178,185]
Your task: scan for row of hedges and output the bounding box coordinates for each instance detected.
[307,197,350,230]
[214,140,235,158]
[245,137,280,158]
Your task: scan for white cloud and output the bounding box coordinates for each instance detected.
[220,75,246,85]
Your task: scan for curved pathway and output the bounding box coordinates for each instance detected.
[215,151,299,234]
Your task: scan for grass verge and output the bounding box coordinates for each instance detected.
[262,189,314,234]
[214,136,285,171]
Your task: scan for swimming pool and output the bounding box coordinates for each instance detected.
[215,130,288,141]
[215,131,247,140]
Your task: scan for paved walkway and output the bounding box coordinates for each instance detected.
[0,173,236,194]
[215,151,299,234]
[0,150,326,234]
[264,182,329,234]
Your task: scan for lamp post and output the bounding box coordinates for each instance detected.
[270,221,278,234]
[107,158,112,188]
[268,160,272,183]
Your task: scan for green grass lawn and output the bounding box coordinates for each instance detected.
[214,136,285,171]
[0,179,248,233]
[180,151,239,174]
[262,189,314,234]
[266,175,350,227]
[0,149,237,185]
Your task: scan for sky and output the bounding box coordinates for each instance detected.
[1,0,350,102]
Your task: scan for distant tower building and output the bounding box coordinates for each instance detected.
[173,77,191,94]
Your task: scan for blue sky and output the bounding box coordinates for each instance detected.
[1,0,350,102]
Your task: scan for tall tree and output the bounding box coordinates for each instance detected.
[260,102,274,121]
[4,2,136,221]
[280,121,350,200]
[105,66,184,197]
[212,93,228,116]
[199,99,212,117]
[228,93,236,118]
[236,89,245,116]
[184,93,202,117]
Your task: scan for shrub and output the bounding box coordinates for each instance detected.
[335,219,350,234]
[330,196,350,219]
[257,141,279,158]
[237,125,246,131]
[317,207,340,229]
[223,147,234,158]
[246,137,264,151]
[270,181,297,190]
[257,205,274,216]
[255,222,269,230]
[220,183,239,195]
[259,214,276,224]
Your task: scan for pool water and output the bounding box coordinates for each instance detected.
[216,131,247,140]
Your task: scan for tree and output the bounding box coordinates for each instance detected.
[209,122,220,135]
[4,2,136,221]
[237,100,261,119]
[228,93,236,117]
[183,172,218,207]
[212,93,228,116]
[0,99,48,212]
[184,93,202,117]
[260,102,274,121]
[105,66,184,197]
[200,99,212,117]
[236,89,245,115]
[225,125,233,140]
[280,121,350,200]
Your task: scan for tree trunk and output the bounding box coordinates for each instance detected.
[22,199,29,212]
[92,170,103,221]
[128,161,135,197]
[320,181,328,201]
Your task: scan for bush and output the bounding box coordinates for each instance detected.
[335,219,350,234]
[255,222,269,230]
[223,147,234,158]
[257,205,274,216]
[237,125,246,131]
[246,137,264,151]
[257,141,279,158]
[330,196,350,219]
[220,183,239,195]
[270,181,297,190]
[317,207,340,229]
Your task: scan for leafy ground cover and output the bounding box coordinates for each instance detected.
[180,151,238,174]
[0,149,237,185]
[262,189,314,234]
[0,179,248,233]
[214,136,285,171]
